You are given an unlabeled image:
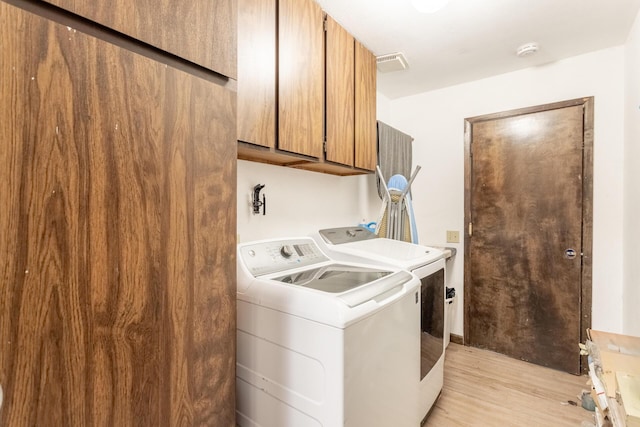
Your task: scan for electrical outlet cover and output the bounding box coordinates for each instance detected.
[446,230,460,243]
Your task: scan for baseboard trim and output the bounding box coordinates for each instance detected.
[450,334,464,345]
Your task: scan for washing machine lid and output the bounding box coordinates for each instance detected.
[240,266,417,327]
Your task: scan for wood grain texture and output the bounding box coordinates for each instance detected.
[325,15,355,167]
[466,104,585,374]
[354,41,377,171]
[237,0,276,148]
[580,99,594,373]
[0,3,236,426]
[236,2,376,176]
[42,0,237,78]
[278,0,324,158]
[424,343,594,426]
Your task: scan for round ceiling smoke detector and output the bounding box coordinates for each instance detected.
[516,42,539,57]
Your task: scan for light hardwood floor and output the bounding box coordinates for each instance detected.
[423,343,595,426]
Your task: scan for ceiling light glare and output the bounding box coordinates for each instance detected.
[411,0,449,13]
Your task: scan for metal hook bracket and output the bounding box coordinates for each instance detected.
[252,184,266,215]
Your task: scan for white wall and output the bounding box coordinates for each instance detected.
[385,47,626,335]
[237,160,379,242]
[624,10,640,336]
[377,91,392,122]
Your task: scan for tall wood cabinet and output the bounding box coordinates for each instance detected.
[0,2,236,426]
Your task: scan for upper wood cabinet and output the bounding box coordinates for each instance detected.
[237,0,377,175]
[278,0,324,159]
[237,0,276,147]
[325,18,377,172]
[355,40,377,171]
[325,16,355,167]
[42,0,237,78]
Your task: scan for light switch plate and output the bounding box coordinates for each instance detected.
[446,230,460,243]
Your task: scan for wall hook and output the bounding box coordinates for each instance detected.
[252,184,266,215]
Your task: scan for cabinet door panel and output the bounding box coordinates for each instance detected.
[43,0,236,78]
[355,41,377,171]
[238,0,276,147]
[278,0,324,158]
[325,16,355,166]
[0,3,236,426]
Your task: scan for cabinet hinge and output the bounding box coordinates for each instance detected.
[468,222,473,237]
[323,140,327,152]
[323,17,327,32]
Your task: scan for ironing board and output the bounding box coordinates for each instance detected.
[375,166,421,243]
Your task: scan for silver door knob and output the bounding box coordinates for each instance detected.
[565,248,577,259]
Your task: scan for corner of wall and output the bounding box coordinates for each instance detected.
[623,7,640,336]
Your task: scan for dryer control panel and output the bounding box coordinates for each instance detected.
[319,226,378,245]
[239,238,330,277]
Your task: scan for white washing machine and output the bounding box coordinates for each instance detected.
[236,237,421,427]
[312,227,446,424]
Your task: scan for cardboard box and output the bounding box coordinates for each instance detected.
[616,372,640,427]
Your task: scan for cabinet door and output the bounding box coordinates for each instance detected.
[325,16,355,167]
[355,41,377,171]
[278,0,324,158]
[0,3,236,426]
[238,0,276,148]
[43,0,236,78]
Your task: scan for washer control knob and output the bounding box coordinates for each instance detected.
[280,245,294,258]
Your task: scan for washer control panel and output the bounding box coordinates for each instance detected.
[239,238,330,277]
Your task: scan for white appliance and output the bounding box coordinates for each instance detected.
[236,237,421,427]
[313,227,446,424]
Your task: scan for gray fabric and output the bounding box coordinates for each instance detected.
[376,121,413,199]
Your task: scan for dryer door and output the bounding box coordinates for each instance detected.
[417,265,445,380]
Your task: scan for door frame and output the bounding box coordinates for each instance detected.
[463,97,594,365]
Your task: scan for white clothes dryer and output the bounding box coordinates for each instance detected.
[236,237,422,427]
[313,227,446,424]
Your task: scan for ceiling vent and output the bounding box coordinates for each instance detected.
[376,52,409,73]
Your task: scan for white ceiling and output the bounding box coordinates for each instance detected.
[315,0,640,99]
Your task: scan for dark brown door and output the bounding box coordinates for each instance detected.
[464,98,593,374]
